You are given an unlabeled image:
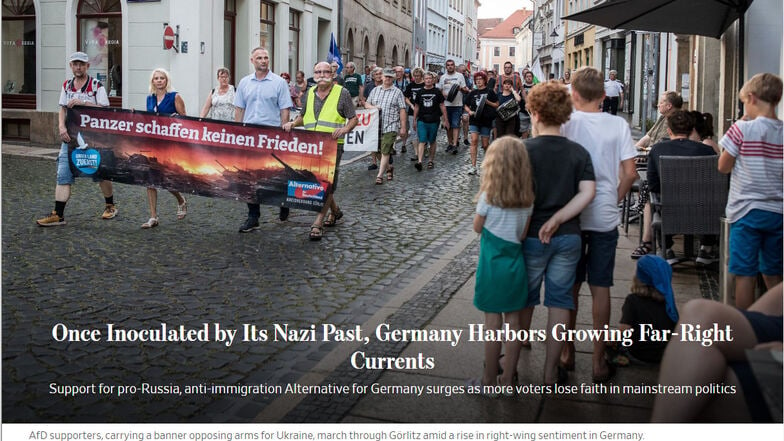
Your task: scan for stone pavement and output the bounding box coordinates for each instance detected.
[1,131,718,423]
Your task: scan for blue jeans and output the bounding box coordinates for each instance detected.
[523,234,582,310]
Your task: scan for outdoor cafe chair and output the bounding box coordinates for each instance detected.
[650,155,729,261]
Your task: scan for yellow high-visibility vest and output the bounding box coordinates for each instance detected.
[302,85,347,144]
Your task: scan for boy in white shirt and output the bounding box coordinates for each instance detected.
[560,68,638,383]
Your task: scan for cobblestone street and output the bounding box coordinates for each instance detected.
[2,138,484,422]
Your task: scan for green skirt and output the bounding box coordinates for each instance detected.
[474,228,528,313]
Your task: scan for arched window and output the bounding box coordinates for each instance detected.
[77,0,121,106]
[2,0,36,109]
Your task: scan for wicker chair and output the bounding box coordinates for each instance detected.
[650,155,728,259]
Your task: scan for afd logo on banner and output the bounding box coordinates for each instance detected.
[288,180,326,201]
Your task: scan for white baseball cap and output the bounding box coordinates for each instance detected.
[69,52,89,63]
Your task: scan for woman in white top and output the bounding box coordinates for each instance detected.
[199,67,235,121]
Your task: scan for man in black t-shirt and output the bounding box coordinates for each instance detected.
[413,71,448,168]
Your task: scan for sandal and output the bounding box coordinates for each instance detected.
[176,198,187,220]
[631,241,653,260]
[141,217,159,229]
[386,166,394,181]
[375,176,383,185]
[309,225,323,241]
[323,208,344,227]
[427,161,434,169]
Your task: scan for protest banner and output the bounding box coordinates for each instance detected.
[66,106,338,212]
[343,108,380,152]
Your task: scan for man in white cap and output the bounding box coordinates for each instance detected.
[37,51,116,226]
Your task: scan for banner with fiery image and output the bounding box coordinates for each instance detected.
[66,107,338,212]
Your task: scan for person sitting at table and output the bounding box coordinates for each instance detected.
[630,110,716,263]
[651,283,782,422]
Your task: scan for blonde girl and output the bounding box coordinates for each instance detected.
[471,137,534,391]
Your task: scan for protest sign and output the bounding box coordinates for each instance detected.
[67,107,338,212]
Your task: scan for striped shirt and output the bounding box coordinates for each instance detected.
[476,192,533,244]
[367,85,406,133]
[719,117,783,222]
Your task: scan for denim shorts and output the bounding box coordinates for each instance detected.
[575,229,619,287]
[519,113,531,132]
[469,124,492,138]
[523,234,582,310]
[57,143,101,185]
[417,120,439,144]
[729,209,783,276]
[446,106,463,128]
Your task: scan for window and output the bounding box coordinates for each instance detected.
[224,0,236,78]
[493,47,500,56]
[77,0,122,106]
[260,0,275,68]
[288,10,300,76]
[2,0,36,108]
[509,46,515,56]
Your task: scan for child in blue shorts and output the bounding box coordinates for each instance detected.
[718,72,783,309]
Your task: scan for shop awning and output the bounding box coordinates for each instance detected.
[563,0,754,39]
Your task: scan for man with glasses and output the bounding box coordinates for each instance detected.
[234,47,294,233]
[497,62,523,95]
[438,59,468,154]
[283,61,358,241]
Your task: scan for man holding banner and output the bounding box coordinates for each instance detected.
[37,51,117,227]
[234,47,293,233]
[283,61,358,241]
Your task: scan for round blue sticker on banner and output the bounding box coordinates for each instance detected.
[71,148,101,175]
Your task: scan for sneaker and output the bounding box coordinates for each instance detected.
[463,139,470,146]
[37,211,66,227]
[467,166,478,175]
[410,156,419,161]
[279,206,290,221]
[452,146,459,155]
[101,203,118,219]
[696,247,718,265]
[665,249,679,265]
[238,217,260,233]
[445,145,454,153]
[414,162,423,171]
[367,163,378,170]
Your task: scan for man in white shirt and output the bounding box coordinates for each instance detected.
[602,70,624,115]
[37,51,117,227]
[437,59,468,153]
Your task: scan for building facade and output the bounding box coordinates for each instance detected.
[425,0,448,72]
[341,0,412,70]
[478,9,532,73]
[2,0,337,144]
